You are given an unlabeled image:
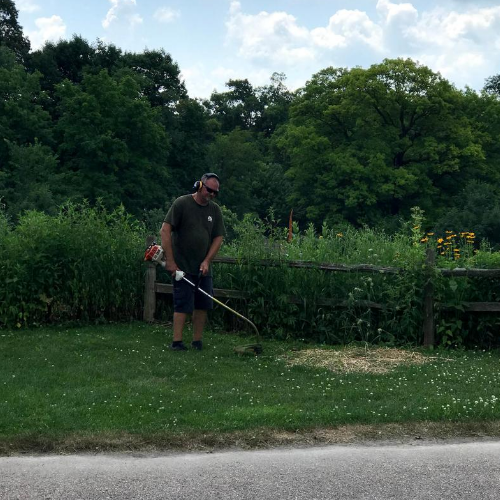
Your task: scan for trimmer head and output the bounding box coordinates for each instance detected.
[233,343,263,356]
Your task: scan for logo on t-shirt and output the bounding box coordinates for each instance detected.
[208,216,213,222]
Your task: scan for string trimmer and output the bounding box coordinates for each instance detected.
[144,243,262,355]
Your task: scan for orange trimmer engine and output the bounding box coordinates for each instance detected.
[144,243,164,263]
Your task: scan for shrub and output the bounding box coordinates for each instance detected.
[0,202,146,328]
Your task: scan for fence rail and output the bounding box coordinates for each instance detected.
[144,246,500,347]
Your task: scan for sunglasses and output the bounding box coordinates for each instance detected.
[204,185,219,195]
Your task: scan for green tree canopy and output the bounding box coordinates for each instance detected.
[206,73,293,136]
[0,0,30,63]
[0,46,53,167]
[207,128,264,216]
[0,140,61,217]
[276,59,486,227]
[55,70,170,214]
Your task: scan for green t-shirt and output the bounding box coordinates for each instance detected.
[164,195,225,275]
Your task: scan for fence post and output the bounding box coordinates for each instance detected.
[423,248,435,348]
[143,236,156,322]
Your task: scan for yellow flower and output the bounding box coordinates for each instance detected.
[336,233,343,237]
[427,232,435,236]
[420,237,429,243]
[437,238,444,244]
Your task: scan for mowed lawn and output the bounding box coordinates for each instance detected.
[1,323,500,453]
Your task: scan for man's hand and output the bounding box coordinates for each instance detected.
[166,261,179,278]
[199,260,210,276]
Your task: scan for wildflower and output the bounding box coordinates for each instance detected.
[427,232,434,236]
[437,238,444,244]
[420,237,429,243]
[336,233,343,237]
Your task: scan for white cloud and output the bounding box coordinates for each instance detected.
[102,0,143,29]
[226,1,314,65]
[26,16,66,49]
[222,1,500,93]
[311,9,383,51]
[419,50,487,87]
[154,7,180,23]
[377,0,417,27]
[226,2,383,68]
[16,0,41,13]
[410,6,500,46]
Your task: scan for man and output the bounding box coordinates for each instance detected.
[161,173,225,351]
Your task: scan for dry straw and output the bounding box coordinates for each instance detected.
[283,346,451,374]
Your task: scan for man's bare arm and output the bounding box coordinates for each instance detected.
[160,222,178,275]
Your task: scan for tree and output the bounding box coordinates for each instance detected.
[206,73,293,136]
[0,0,30,63]
[255,72,294,137]
[275,59,486,227]
[207,129,264,216]
[0,141,61,217]
[121,48,187,110]
[55,70,170,214]
[483,74,500,96]
[167,98,215,193]
[0,46,53,171]
[435,180,500,246]
[27,35,97,91]
[207,79,263,133]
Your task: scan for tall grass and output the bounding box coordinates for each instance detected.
[0,202,145,328]
[212,211,427,345]
[1,203,500,347]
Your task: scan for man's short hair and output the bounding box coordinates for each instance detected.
[201,173,220,183]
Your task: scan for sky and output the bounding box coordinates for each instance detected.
[15,0,500,99]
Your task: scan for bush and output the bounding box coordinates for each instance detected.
[211,211,427,345]
[0,202,146,328]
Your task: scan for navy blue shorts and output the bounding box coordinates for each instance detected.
[173,274,214,313]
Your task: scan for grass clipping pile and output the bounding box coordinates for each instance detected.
[283,346,438,374]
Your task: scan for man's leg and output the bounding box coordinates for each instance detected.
[192,309,207,342]
[173,312,187,342]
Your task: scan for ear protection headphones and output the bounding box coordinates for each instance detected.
[193,172,220,192]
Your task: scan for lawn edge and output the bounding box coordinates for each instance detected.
[2,421,500,456]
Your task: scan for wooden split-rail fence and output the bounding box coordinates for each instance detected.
[144,245,500,347]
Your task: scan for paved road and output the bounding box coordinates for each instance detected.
[1,441,499,499]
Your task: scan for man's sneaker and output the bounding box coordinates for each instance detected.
[191,340,203,350]
[170,341,188,351]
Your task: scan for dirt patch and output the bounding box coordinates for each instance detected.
[282,346,450,374]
